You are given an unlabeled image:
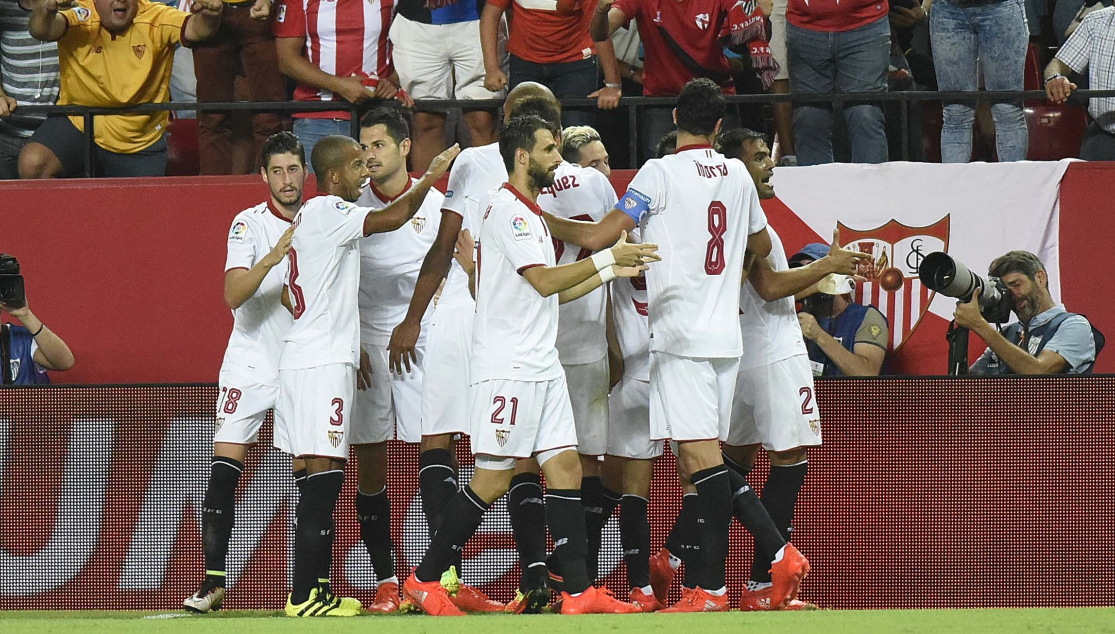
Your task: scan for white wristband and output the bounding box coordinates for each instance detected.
[591,249,616,272]
[598,266,616,284]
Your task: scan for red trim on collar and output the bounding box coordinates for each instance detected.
[501,182,543,216]
[675,143,714,153]
[369,176,413,204]
[267,199,294,223]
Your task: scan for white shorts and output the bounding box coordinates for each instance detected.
[352,342,425,444]
[275,363,355,460]
[468,375,578,459]
[649,352,739,443]
[422,304,474,437]
[607,376,663,460]
[214,370,278,446]
[563,356,609,456]
[389,15,508,101]
[771,0,789,82]
[728,354,823,452]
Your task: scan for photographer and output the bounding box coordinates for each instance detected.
[791,243,889,377]
[0,293,74,384]
[958,251,1098,375]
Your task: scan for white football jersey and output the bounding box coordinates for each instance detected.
[611,272,650,381]
[357,178,444,346]
[617,144,767,359]
[439,142,507,310]
[471,185,563,383]
[739,226,808,371]
[538,162,618,365]
[221,201,295,380]
[279,195,368,370]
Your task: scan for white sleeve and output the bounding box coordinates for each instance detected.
[597,172,619,219]
[746,182,768,235]
[490,206,550,273]
[224,216,258,271]
[615,162,666,223]
[441,155,472,219]
[319,199,370,246]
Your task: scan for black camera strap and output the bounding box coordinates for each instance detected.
[1,324,11,385]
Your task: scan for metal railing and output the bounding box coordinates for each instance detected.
[11,89,1115,177]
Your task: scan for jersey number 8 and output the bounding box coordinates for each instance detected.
[288,248,307,319]
[705,202,727,275]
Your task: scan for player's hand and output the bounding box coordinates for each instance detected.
[357,347,373,389]
[611,263,649,279]
[424,143,461,182]
[609,230,660,268]
[387,319,420,374]
[820,228,871,276]
[797,312,822,341]
[249,0,270,20]
[589,85,621,110]
[952,287,987,332]
[485,68,508,93]
[262,225,295,268]
[0,94,16,117]
[334,74,376,104]
[1045,76,1077,104]
[453,229,476,275]
[191,0,224,16]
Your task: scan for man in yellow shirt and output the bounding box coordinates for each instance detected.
[20,0,222,178]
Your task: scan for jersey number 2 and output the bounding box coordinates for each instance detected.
[799,387,814,415]
[288,248,307,319]
[705,201,727,275]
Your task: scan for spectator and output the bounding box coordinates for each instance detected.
[769,0,795,165]
[273,0,412,168]
[790,242,889,376]
[192,0,284,174]
[391,0,504,173]
[786,0,890,166]
[962,251,1101,374]
[1045,6,1115,161]
[560,124,610,174]
[482,0,623,129]
[0,0,60,179]
[592,0,774,162]
[20,0,223,178]
[0,273,75,383]
[930,0,1029,163]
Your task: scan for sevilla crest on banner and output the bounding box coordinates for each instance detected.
[838,216,950,351]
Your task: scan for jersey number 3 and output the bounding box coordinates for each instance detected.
[705,201,727,275]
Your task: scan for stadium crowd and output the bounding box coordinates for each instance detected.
[2,0,1115,178]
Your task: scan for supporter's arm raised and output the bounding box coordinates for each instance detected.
[28,0,70,42]
[362,145,459,235]
[184,0,224,44]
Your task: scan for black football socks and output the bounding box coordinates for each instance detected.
[201,456,242,587]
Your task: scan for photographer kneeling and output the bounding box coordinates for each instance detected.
[0,254,74,384]
[957,251,1098,375]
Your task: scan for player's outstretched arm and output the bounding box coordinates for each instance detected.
[387,210,463,374]
[363,145,460,236]
[523,231,658,298]
[543,208,636,252]
[749,228,870,301]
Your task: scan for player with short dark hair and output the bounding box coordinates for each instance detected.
[184,131,305,614]
[402,114,655,616]
[273,136,458,617]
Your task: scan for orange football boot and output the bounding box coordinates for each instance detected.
[768,544,810,610]
[659,587,729,613]
[402,573,465,616]
[560,586,642,614]
[628,587,664,612]
[367,581,400,614]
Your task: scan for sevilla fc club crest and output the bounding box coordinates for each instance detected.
[837,216,950,351]
[328,430,344,449]
[411,216,425,233]
[495,429,509,448]
[132,44,146,60]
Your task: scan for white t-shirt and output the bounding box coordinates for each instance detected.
[538,161,618,365]
[439,142,507,310]
[221,201,295,381]
[471,184,563,383]
[356,178,443,346]
[279,195,368,370]
[617,144,767,359]
[739,226,808,371]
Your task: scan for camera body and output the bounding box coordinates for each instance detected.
[918,252,1013,324]
[0,254,26,309]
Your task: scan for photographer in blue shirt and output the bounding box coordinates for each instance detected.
[1,291,74,384]
[958,251,1100,375]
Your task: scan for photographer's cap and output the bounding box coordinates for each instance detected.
[789,242,829,267]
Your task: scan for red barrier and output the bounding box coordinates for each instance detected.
[0,164,1112,383]
[0,379,1112,610]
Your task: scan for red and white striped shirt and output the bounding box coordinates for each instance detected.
[273,0,395,119]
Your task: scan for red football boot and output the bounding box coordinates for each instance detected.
[560,586,642,614]
[402,573,465,616]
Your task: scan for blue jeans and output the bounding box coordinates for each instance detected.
[787,16,890,165]
[931,0,1029,162]
[293,117,355,172]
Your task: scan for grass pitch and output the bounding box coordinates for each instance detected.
[0,608,1113,634]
